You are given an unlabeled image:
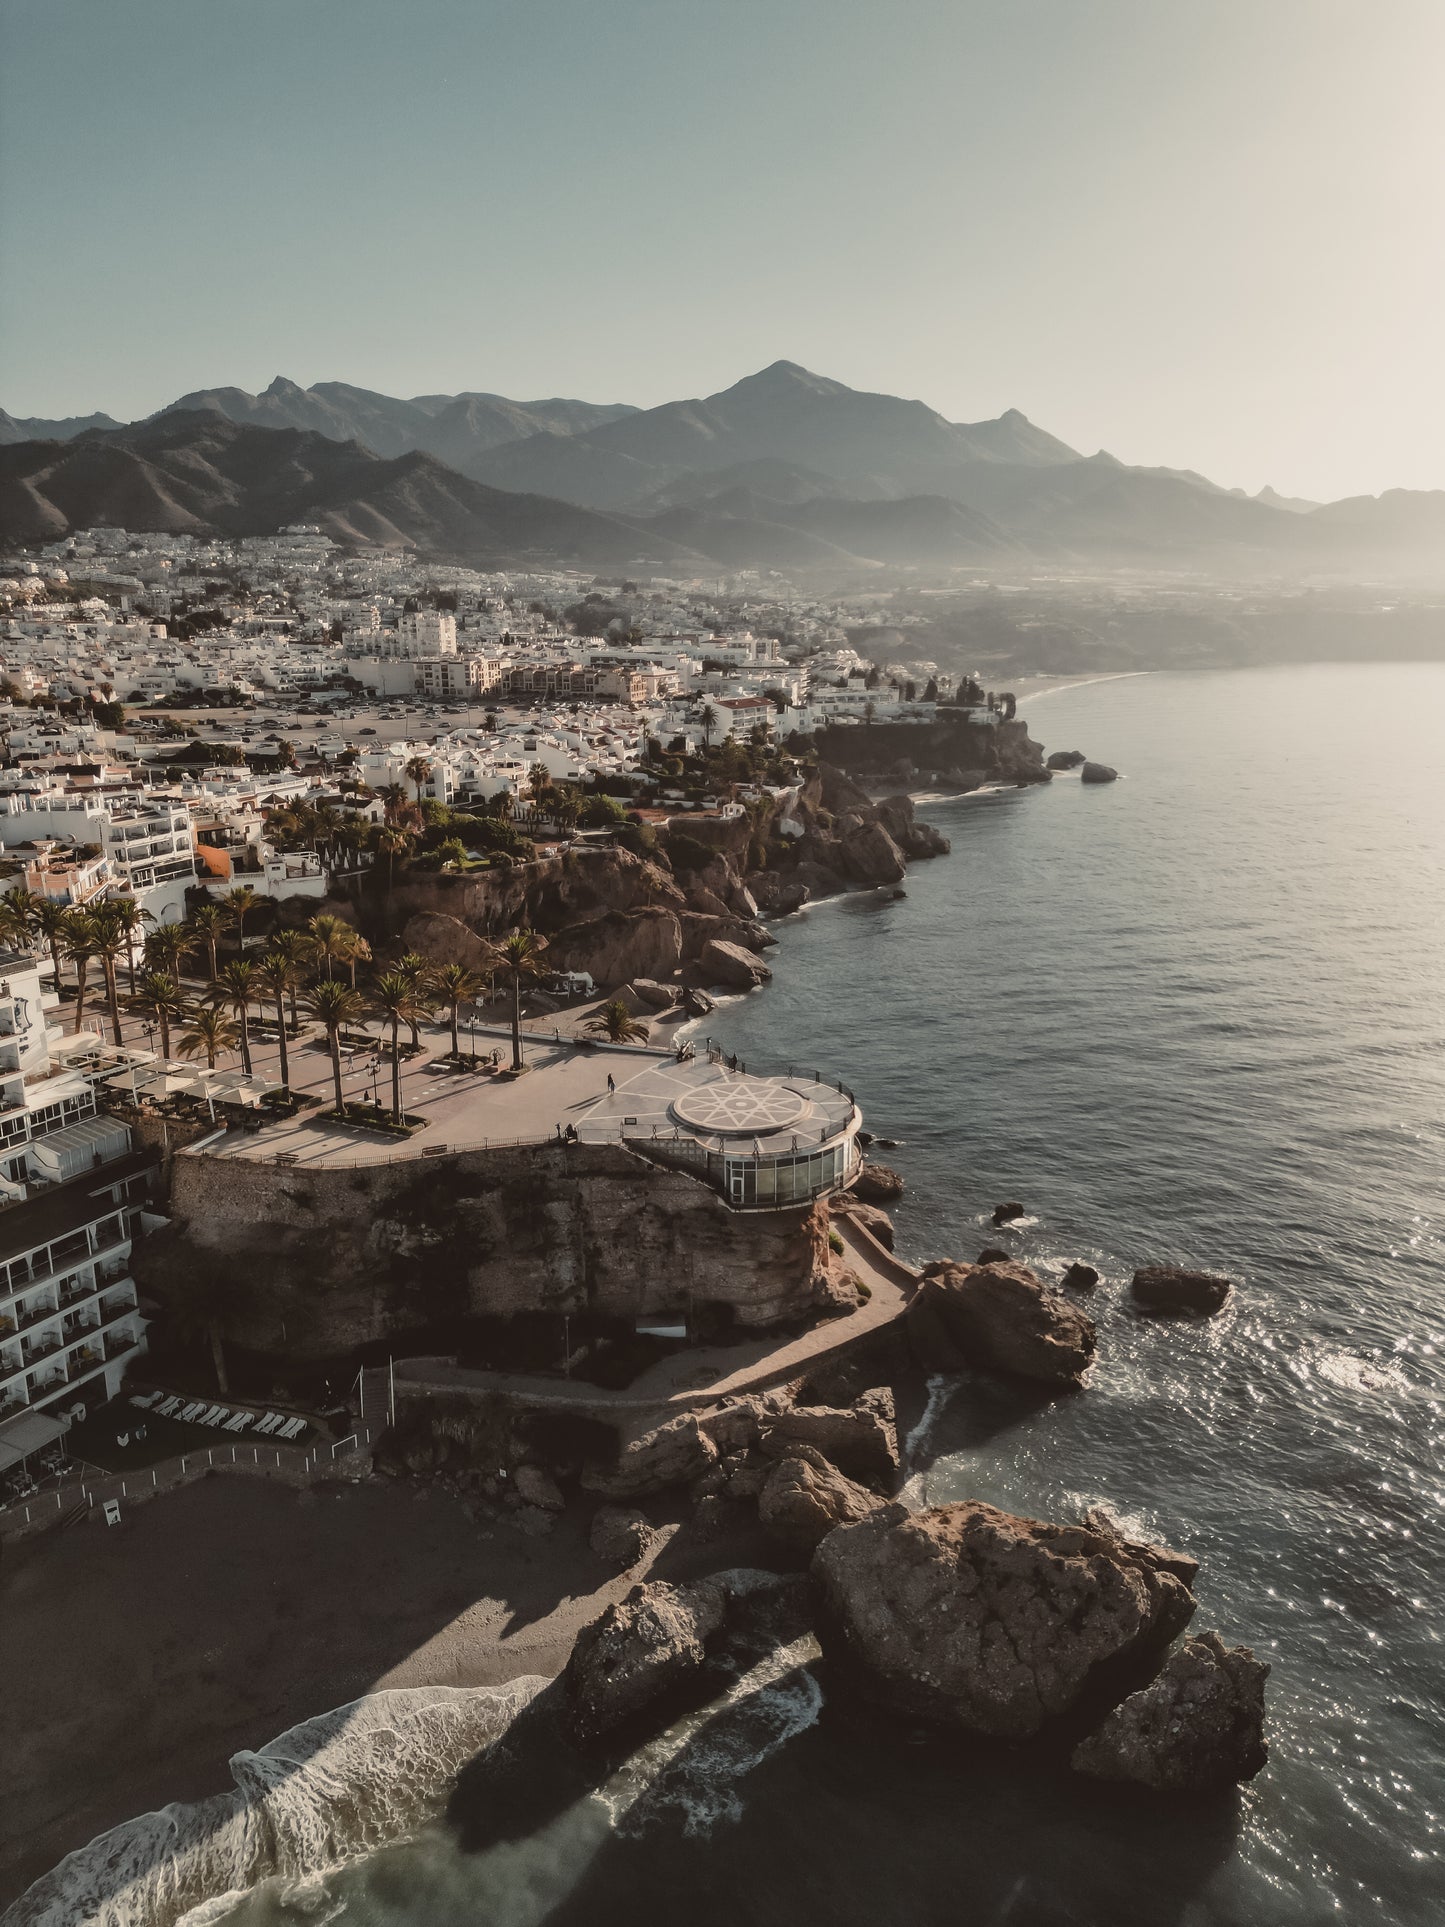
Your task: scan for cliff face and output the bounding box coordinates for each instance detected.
[813,716,1047,787]
[133,1142,832,1360]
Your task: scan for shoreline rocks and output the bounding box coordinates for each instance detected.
[1080,762,1119,784]
[853,1163,905,1204]
[758,1445,884,1552]
[811,1501,1196,1738]
[565,1578,726,1741]
[907,1259,1096,1386]
[991,1201,1026,1226]
[1132,1267,1233,1316]
[1071,1631,1269,1791]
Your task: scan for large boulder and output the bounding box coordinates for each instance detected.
[1132,1267,1233,1316]
[698,938,773,990]
[582,1413,718,1498]
[992,1200,1026,1226]
[836,815,908,887]
[1060,1261,1100,1291]
[682,987,715,1018]
[853,1162,905,1204]
[1080,762,1119,784]
[628,977,680,1010]
[748,872,810,917]
[873,794,951,860]
[906,1261,1096,1386]
[1071,1631,1269,1791]
[565,1579,727,1741]
[589,1504,660,1568]
[513,1464,565,1513]
[1080,1506,1199,1588]
[812,1501,1196,1738]
[761,1386,900,1482]
[547,907,683,990]
[830,1197,894,1250]
[759,1446,885,1552]
[1046,749,1086,771]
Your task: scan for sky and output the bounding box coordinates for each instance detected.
[1,0,1442,501]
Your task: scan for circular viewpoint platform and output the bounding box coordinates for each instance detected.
[670,1074,808,1137]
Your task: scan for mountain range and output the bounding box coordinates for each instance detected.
[3,363,1442,578]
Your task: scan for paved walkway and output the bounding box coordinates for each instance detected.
[390,1214,917,1423]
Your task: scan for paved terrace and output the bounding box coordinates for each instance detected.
[198,1021,856,1170]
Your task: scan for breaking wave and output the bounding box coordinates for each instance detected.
[6,1681,547,1927]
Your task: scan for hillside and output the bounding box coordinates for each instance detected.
[0,415,707,570]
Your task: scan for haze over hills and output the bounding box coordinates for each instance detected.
[0,408,124,445]
[3,362,1442,579]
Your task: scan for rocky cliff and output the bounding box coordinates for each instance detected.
[813,716,1047,790]
[133,1141,833,1361]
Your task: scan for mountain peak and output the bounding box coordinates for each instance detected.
[720,360,849,401]
[263,375,307,399]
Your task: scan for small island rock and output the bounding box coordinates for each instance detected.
[1071,1631,1269,1791]
[1080,762,1119,784]
[1060,1261,1100,1291]
[991,1201,1026,1226]
[1132,1266,1233,1316]
[907,1260,1096,1386]
[853,1163,905,1204]
[1047,750,1087,771]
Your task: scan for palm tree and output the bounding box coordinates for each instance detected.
[0,887,41,954]
[267,928,310,1027]
[306,912,354,980]
[127,970,187,1060]
[303,978,364,1115]
[699,703,719,747]
[63,913,97,1034]
[584,999,650,1045]
[32,897,75,993]
[342,930,372,989]
[490,789,515,820]
[494,928,548,1072]
[253,951,295,1089]
[187,901,227,979]
[86,905,129,1047]
[145,919,195,980]
[109,896,147,993]
[396,951,435,1048]
[369,971,425,1121]
[379,782,409,823]
[527,762,550,807]
[433,961,485,1059]
[177,1003,238,1071]
[374,825,410,892]
[207,959,258,1076]
[223,884,261,951]
[404,755,433,806]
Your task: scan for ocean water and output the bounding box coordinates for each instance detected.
[15,664,1444,1926]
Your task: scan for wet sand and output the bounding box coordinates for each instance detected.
[0,1474,769,1909]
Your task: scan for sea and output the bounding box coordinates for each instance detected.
[13,663,1444,1927]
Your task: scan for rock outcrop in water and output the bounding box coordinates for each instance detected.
[853,1163,905,1204]
[906,1259,1097,1386]
[1080,761,1119,784]
[1132,1266,1233,1315]
[565,1578,727,1741]
[1071,1631,1269,1790]
[811,1501,1196,1737]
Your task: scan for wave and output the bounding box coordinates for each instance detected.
[6,1681,548,1927]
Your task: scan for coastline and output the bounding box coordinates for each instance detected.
[0,1475,780,1913]
[1011,670,1148,705]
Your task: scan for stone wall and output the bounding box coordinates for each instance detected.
[133,1141,832,1360]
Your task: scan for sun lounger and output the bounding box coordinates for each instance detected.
[130,1391,160,1409]
[230,1413,254,1434]
[278,1417,307,1440]
[157,1396,182,1417]
[200,1406,228,1426]
[254,1413,280,1435]
[179,1401,205,1422]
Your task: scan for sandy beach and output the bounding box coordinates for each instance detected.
[0,1473,776,1910]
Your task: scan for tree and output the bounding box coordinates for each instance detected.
[86,905,129,1046]
[924,677,939,703]
[584,999,649,1045]
[187,901,227,979]
[699,703,719,746]
[223,884,261,950]
[493,928,548,1073]
[266,928,311,1027]
[177,1003,238,1071]
[374,825,410,892]
[0,888,41,954]
[432,961,486,1059]
[254,951,295,1089]
[404,754,433,806]
[127,970,186,1059]
[306,912,354,981]
[63,913,97,1034]
[32,897,75,993]
[303,978,363,1115]
[108,897,147,993]
[369,971,425,1121]
[207,959,258,1076]
[145,919,195,979]
[527,762,550,805]
[396,952,436,1049]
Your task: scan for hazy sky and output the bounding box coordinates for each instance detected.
[2,0,1442,500]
